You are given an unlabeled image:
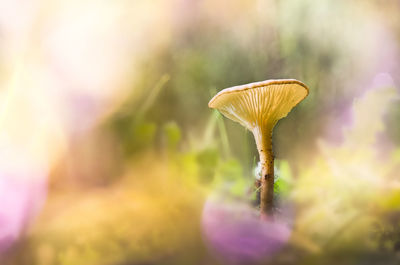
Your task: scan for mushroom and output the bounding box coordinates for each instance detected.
[208,79,309,217]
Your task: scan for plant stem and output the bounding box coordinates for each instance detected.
[253,127,274,218]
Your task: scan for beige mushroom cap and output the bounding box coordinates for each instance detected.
[208,79,309,132]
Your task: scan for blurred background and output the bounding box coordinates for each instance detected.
[1,0,400,264]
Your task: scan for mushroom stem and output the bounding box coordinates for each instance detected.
[253,126,274,218]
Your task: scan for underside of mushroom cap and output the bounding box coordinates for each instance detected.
[208,79,309,132]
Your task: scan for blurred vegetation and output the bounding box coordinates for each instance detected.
[2,0,400,265]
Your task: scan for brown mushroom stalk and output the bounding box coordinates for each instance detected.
[253,126,275,216]
[208,79,309,218]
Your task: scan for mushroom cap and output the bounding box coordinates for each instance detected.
[208,79,309,131]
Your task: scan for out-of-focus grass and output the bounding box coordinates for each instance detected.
[2,1,400,265]
[10,113,252,265]
[288,85,400,263]
[26,152,209,265]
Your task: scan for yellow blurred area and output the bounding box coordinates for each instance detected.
[292,84,400,251]
[28,152,207,265]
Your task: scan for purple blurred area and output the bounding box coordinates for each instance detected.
[202,196,291,264]
[0,145,47,255]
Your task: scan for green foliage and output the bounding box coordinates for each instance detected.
[109,114,157,155]
[378,191,400,211]
[214,159,252,197]
[132,121,157,150]
[216,159,243,182]
[372,213,400,254]
[196,148,219,184]
[274,160,293,196]
[176,151,199,186]
[163,121,182,152]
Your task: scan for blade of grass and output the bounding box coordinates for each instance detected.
[202,110,219,147]
[137,74,170,116]
[206,87,230,157]
[217,112,231,158]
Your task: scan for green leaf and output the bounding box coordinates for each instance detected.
[163,121,181,152]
